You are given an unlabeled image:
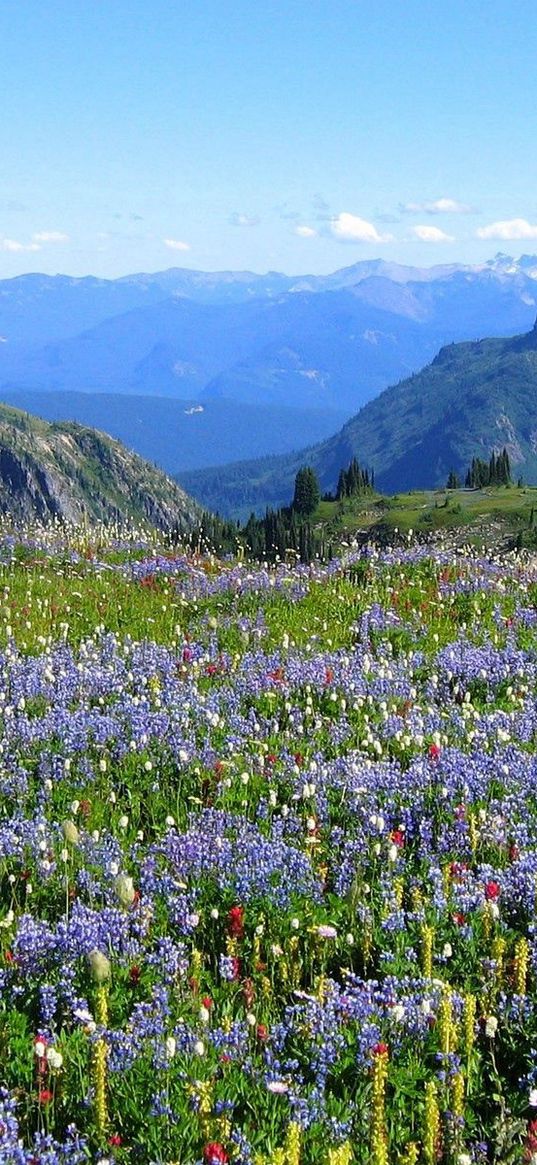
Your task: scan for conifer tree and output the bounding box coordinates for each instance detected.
[292,467,321,515]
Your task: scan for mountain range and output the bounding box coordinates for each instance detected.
[1,253,537,474]
[178,317,537,517]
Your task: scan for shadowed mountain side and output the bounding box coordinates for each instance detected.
[177,319,537,517]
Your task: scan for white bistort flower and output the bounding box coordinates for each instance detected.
[484,1015,498,1038]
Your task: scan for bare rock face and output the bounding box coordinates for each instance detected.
[0,406,200,530]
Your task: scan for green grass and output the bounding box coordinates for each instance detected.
[310,485,537,546]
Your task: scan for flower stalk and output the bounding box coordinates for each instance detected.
[514,936,529,995]
[93,985,109,1137]
[370,1043,389,1165]
[423,1080,440,1165]
[420,924,434,978]
[285,1121,301,1165]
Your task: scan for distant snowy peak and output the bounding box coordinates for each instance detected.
[288,255,537,291]
[485,252,537,279]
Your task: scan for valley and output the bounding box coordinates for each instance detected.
[1,254,537,477]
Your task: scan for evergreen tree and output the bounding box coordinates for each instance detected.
[298,522,314,563]
[292,467,321,515]
[464,447,512,489]
[335,456,372,500]
[336,467,348,499]
[498,447,511,484]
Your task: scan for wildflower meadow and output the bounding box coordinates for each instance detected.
[2,523,537,1164]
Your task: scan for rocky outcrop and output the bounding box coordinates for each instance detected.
[0,406,200,529]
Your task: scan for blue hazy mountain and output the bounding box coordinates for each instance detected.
[0,389,346,474]
[0,254,536,471]
[0,289,440,412]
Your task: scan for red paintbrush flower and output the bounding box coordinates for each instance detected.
[228,905,245,939]
[203,1143,229,1163]
[524,1118,537,1159]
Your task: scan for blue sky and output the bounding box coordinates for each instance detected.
[2,0,537,277]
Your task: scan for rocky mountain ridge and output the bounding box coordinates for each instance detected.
[0,403,199,528]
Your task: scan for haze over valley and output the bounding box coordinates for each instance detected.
[1,252,537,484]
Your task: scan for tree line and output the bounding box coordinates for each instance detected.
[173,457,374,562]
[446,447,512,490]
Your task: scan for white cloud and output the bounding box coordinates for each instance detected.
[402,197,475,215]
[295,225,317,238]
[1,238,41,252]
[411,225,455,243]
[229,212,260,227]
[330,212,393,243]
[1,230,69,252]
[163,238,191,251]
[32,230,70,243]
[476,217,537,240]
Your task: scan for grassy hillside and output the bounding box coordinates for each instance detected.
[309,483,537,551]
